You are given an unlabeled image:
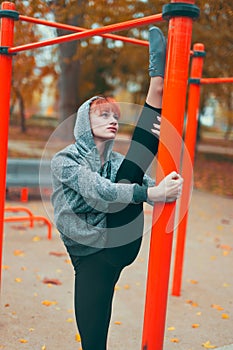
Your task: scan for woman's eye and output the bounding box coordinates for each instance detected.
[101,112,109,118]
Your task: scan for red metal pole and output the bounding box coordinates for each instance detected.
[9,13,163,54]
[0,1,16,287]
[200,77,233,84]
[19,15,149,47]
[141,1,199,349]
[172,43,205,297]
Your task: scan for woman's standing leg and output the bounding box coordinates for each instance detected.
[105,27,166,267]
[70,251,122,350]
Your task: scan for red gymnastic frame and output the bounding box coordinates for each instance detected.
[0,1,209,349]
[171,44,233,298]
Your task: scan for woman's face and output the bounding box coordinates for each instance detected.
[89,103,119,142]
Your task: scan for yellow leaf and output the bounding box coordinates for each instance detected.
[114,285,120,290]
[65,259,72,264]
[19,339,28,343]
[189,279,198,284]
[33,236,41,242]
[66,318,74,323]
[196,312,202,316]
[223,251,229,256]
[41,346,46,350]
[192,323,200,328]
[167,326,176,331]
[114,321,122,325]
[15,278,22,283]
[14,249,25,257]
[29,328,35,332]
[223,283,230,287]
[170,338,179,343]
[41,300,58,307]
[222,313,229,319]
[202,340,216,348]
[75,333,81,342]
[2,265,10,270]
[124,284,130,289]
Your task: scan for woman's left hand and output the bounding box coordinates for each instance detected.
[151,115,161,137]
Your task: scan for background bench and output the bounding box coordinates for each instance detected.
[6,158,52,201]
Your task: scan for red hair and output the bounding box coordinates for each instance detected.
[90,96,121,119]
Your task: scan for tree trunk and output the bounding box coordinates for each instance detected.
[15,88,26,133]
[54,2,85,141]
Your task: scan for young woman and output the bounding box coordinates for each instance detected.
[51,27,183,350]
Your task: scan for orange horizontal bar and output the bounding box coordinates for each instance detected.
[9,13,163,53]
[4,206,34,227]
[201,77,233,84]
[19,15,149,47]
[4,216,52,240]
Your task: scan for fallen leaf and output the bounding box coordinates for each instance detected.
[2,265,10,270]
[124,284,130,289]
[186,300,199,307]
[13,249,25,257]
[41,300,58,307]
[211,304,224,311]
[167,326,176,331]
[41,346,46,350]
[223,251,230,256]
[189,279,198,284]
[33,236,41,242]
[42,278,62,286]
[5,304,10,307]
[15,278,22,283]
[19,339,28,343]
[114,321,122,325]
[75,333,81,342]
[192,323,200,328]
[66,318,74,323]
[221,219,230,225]
[49,251,67,257]
[114,285,120,290]
[202,340,216,348]
[170,338,179,343]
[223,283,230,287]
[222,313,230,319]
[219,244,232,250]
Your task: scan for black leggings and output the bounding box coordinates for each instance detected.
[70,103,161,350]
[104,102,161,267]
[70,251,122,350]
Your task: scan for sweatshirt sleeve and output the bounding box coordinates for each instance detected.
[51,152,148,208]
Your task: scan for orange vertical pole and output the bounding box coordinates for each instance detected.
[0,1,17,287]
[141,2,199,349]
[171,43,205,296]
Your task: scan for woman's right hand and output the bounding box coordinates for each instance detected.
[147,171,183,203]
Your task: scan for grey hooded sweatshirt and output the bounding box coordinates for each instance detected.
[51,96,155,256]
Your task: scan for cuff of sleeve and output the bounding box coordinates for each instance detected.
[133,184,148,203]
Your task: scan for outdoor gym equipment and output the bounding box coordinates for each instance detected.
[0,1,201,349]
[172,45,233,297]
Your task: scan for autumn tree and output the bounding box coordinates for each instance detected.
[0,0,57,132]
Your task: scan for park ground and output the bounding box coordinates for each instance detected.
[0,125,233,349]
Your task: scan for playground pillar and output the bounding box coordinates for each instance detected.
[172,43,205,296]
[141,1,199,349]
[0,1,17,286]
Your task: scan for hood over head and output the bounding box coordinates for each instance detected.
[73,96,115,160]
